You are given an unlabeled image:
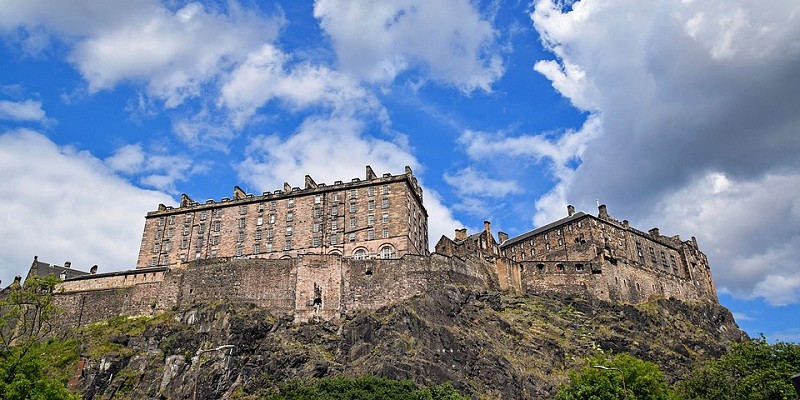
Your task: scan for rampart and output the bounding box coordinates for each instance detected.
[50,253,494,329]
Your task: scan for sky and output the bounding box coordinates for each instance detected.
[0,0,798,342]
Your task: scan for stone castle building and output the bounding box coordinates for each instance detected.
[16,166,717,328]
[137,166,428,268]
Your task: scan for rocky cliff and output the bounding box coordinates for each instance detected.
[68,286,745,399]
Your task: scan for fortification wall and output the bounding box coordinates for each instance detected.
[521,259,715,303]
[53,282,168,329]
[58,269,165,292]
[175,258,296,314]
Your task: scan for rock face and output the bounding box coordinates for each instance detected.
[71,287,746,399]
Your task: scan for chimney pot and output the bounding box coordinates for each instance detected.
[567,204,576,216]
[64,261,71,269]
[598,204,608,219]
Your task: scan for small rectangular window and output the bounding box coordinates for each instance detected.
[238,218,246,229]
[368,215,375,225]
[382,228,389,238]
[314,194,322,204]
[332,205,338,215]
[211,236,220,245]
[368,187,375,196]
[254,244,260,254]
[313,223,321,233]
[349,217,356,228]
[266,243,273,252]
[349,188,357,199]
[331,220,338,231]
[255,229,262,240]
[240,205,248,215]
[331,235,338,245]
[287,199,295,208]
[200,211,208,221]
[286,226,293,236]
[269,214,275,224]
[368,200,375,210]
[368,229,375,240]
[312,237,320,247]
[382,185,389,195]
[349,203,356,213]
[285,239,292,251]
[382,213,389,223]
[286,211,293,221]
[257,216,263,226]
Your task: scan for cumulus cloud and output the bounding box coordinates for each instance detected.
[527,0,800,303]
[237,115,463,248]
[0,129,172,287]
[220,44,374,128]
[313,0,504,92]
[0,1,283,107]
[0,99,46,122]
[105,143,207,194]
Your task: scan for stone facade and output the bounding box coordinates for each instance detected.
[435,204,717,304]
[12,168,720,329]
[136,166,428,268]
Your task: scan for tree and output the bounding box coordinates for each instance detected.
[677,337,800,400]
[265,376,468,399]
[555,353,677,400]
[0,275,79,399]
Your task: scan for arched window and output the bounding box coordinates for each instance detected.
[380,245,395,259]
[353,248,368,260]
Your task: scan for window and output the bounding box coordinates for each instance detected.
[368,200,375,210]
[183,226,189,236]
[349,188,357,199]
[196,238,204,248]
[269,214,275,224]
[531,248,535,256]
[195,252,201,260]
[211,236,220,245]
[576,263,584,271]
[200,211,208,220]
[156,231,162,239]
[159,217,165,226]
[312,237,320,247]
[184,214,192,222]
[238,218,246,229]
[254,244,260,254]
[236,245,243,257]
[286,226,293,236]
[181,238,188,249]
[331,235,338,245]
[213,209,222,218]
[314,194,322,204]
[198,224,205,234]
[349,203,356,213]
[353,249,368,260]
[349,233,356,242]
[286,211,293,221]
[368,187,375,196]
[240,205,248,214]
[313,223,321,233]
[545,243,550,251]
[169,216,176,225]
[238,232,244,242]
[556,263,564,271]
[382,228,389,238]
[256,228,263,240]
[267,228,274,238]
[380,245,395,259]
[368,229,375,240]
[331,205,338,215]
[213,221,220,232]
[382,185,389,195]
[284,239,292,251]
[258,203,264,213]
[166,228,173,238]
[331,220,338,231]
[287,199,295,208]
[269,202,276,210]
[151,257,157,266]
[332,193,339,201]
[382,213,389,223]
[558,238,563,246]
[349,217,356,228]
[266,243,273,252]
[153,243,160,253]
[368,215,375,225]
[314,208,321,218]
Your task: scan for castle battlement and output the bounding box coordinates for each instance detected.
[17,169,718,330]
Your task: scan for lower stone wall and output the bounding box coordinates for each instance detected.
[521,258,717,303]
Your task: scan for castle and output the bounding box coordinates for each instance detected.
[20,166,717,328]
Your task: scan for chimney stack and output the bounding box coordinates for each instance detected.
[598,204,608,219]
[455,228,467,241]
[649,227,660,237]
[567,204,576,216]
[498,231,508,243]
[64,261,71,269]
[90,265,98,275]
[484,221,491,233]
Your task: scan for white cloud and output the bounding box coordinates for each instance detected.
[104,143,206,194]
[237,115,463,248]
[313,0,504,92]
[0,129,172,287]
[0,1,284,107]
[220,44,374,128]
[529,0,800,303]
[0,99,46,122]
[443,167,521,199]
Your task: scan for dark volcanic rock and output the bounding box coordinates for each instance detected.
[71,287,746,399]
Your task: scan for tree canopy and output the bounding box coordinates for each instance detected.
[555,353,677,400]
[677,337,800,400]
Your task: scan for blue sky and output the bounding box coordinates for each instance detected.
[1,0,798,342]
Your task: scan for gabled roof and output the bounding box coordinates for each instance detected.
[27,259,90,282]
[501,212,588,248]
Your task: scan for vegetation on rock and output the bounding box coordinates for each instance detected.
[555,353,677,400]
[260,376,467,399]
